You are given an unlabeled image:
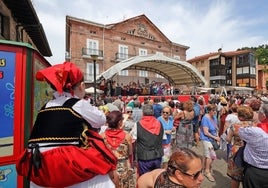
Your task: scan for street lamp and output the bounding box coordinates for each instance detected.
[90,54,98,105]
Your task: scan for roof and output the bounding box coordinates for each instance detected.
[66,15,105,28]
[188,49,253,62]
[97,53,207,86]
[107,14,171,42]
[106,14,189,49]
[3,0,52,57]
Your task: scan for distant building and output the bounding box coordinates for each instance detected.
[188,49,259,91]
[258,64,268,93]
[0,0,52,57]
[65,14,189,88]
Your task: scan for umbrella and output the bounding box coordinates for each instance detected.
[85,87,104,94]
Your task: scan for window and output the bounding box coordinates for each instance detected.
[237,66,249,75]
[127,29,135,35]
[139,70,148,77]
[250,78,256,87]
[236,78,249,87]
[0,13,3,37]
[243,67,249,74]
[237,67,242,74]
[86,39,99,55]
[86,62,99,81]
[156,73,163,78]
[139,48,147,56]
[118,45,128,59]
[250,67,256,74]
[237,54,250,65]
[210,59,219,66]
[119,70,128,76]
[0,13,9,39]
[201,70,205,76]
[249,53,255,65]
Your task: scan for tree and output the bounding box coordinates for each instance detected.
[255,45,268,65]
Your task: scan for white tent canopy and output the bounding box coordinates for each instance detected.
[215,86,254,95]
[97,53,207,86]
[85,87,104,94]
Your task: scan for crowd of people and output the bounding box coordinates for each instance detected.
[100,79,177,97]
[16,61,268,188]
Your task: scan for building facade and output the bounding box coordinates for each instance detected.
[0,0,52,57]
[65,14,189,88]
[188,49,259,91]
[258,65,268,93]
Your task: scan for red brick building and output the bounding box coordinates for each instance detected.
[65,14,189,88]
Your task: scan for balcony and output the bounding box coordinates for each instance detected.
[114,52,136,62]
[82,48,103,59]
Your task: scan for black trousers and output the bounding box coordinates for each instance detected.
[243,164,268,188]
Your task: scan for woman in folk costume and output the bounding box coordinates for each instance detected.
[100,111,135,188]
[16,62,117,188]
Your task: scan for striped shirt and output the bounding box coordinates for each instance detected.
[238,126,268,169]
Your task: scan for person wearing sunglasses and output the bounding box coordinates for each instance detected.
[157,106,175,169]
[200,104,220,182]
[137,148,204,188]
[124,107,135,133]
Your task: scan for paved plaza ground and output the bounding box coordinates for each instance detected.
[192,144,243,188]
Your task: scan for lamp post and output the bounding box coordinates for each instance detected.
[90,54,98,105]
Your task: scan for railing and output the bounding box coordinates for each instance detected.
[82,48,103,58]
[114,52,136,62]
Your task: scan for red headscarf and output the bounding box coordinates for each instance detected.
[105,129,126,149]
[36,62,83,95]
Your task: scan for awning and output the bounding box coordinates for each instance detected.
[85,87,104,94]
[97,53,207,86]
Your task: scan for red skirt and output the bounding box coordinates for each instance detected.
[16,130,117,187]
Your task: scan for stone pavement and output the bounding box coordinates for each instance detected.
[191,144,242,188]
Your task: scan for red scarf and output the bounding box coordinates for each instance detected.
[105,129,126,149]
[139,116,161,135]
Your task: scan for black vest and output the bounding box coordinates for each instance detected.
[28,98,85,144]
[136,121,164,160]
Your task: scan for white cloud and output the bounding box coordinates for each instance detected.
[32,0,268,64]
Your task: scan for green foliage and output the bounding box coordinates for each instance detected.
[241,44,268,65]
[255,45,268,65]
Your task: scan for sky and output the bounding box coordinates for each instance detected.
[32,0,268,65]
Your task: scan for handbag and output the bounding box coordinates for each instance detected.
[211,139,220,150]
[233,145,246,168]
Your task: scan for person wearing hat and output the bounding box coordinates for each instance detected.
[239,103,268,188]
[16,62,117,188]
